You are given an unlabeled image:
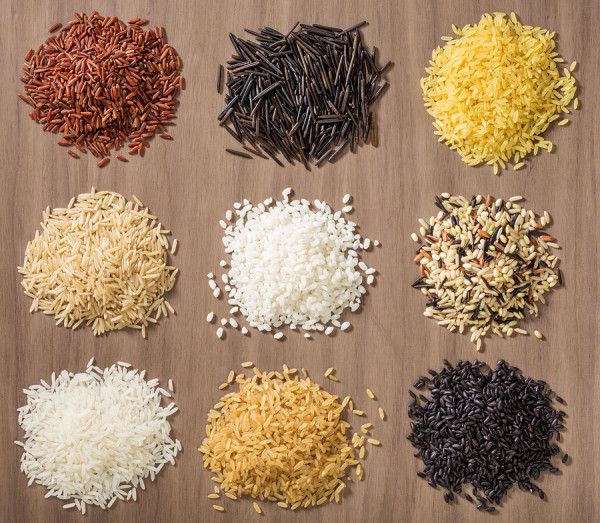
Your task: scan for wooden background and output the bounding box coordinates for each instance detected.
[1,0,598,521]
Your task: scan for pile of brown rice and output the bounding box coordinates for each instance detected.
[199,365,364,510]
[18,189,178,336]
[422,12,578,174]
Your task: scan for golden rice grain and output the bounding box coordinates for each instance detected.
[253,502,262,514]
[212,504,225,512]
[366,388,375,399]
[200,366,360,509]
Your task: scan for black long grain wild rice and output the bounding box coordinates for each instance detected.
[217,64,224,94]
[407,360,568,511]
[217,22,391,169]
[225,148,253,159]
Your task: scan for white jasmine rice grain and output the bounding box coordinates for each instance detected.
[217,327,224,339]
[241,327,249,335]
[208,272,214,279]
[325,326,334,336]
[342,194,351,204]
[220,318,227,326]
[16,363,179,512]
[213,288,221,298]
[341,322,350,331]
[273,332,284,340]
[229,318,238,329]
[342,205,352,213]
[206,312,215,323]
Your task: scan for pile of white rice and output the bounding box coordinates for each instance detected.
[15,360,180,513]
[18,189,178,337]
[209,189,378,338]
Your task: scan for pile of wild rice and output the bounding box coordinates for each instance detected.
[18,12,183,166]
[422,12,578,174]
[200,364,379,511]
[15,360,180,514]
[207,189,378,340]
[412,194,560,349]
[218,22,391,168]
[407,360,568,511]
[18,189,178,337]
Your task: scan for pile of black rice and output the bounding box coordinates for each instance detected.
[407,360,568,511]
[217,21,391,168]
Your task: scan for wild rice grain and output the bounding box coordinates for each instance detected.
[218,23,391,169]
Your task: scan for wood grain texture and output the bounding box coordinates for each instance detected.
[1,0,599,521]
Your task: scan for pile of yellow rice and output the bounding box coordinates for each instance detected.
[421,12,577,174]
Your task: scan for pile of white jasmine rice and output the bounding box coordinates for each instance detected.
[15,360,180,513]
[209,189,378,338]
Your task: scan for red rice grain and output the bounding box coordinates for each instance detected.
[97,158,109,168]
[67,150,80,159]
[19,12,184,162]
[48,23,62,33]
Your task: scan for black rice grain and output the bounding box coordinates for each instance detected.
[407,360,567,511]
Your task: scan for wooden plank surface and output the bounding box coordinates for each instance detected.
[1,0,598,521]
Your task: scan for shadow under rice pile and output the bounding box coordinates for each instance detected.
[217,21,391,168]
[199,364,381,512]
[15,360,180,514]
[18,12,184,166]
[18,189,179,337]
[421,12,578,174]
[407,360,568,511]
[411,194,561,350]
[206,189,378,340]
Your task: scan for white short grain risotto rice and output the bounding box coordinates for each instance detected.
[211,189,377,339]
